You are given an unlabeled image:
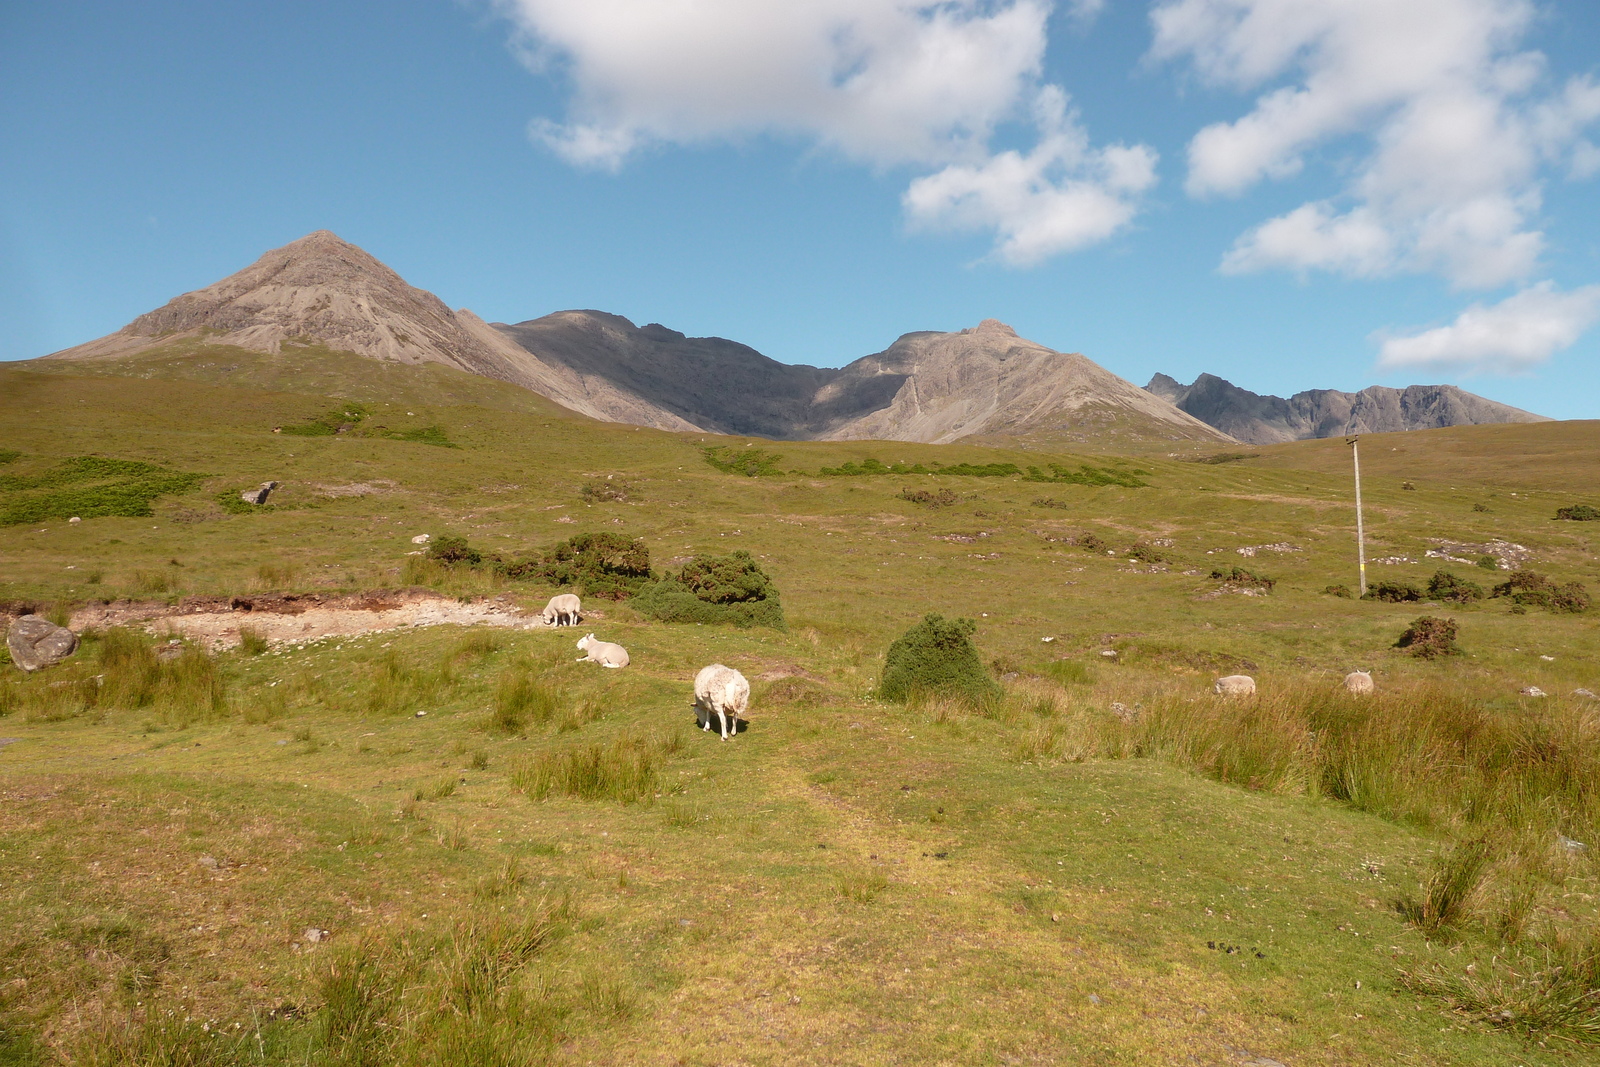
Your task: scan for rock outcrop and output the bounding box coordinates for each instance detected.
[6,615,78,672]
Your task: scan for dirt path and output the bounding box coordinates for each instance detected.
[66,589,561,651]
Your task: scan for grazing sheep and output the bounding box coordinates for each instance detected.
[540,593,582,627]
[1343,670,1375,695]
[692,664,750,740]
[1214,674,1256,697]
[576,633,629,669]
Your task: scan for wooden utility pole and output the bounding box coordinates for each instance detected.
[1348,435,1367,597]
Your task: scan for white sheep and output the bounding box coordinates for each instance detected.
[540,593,582,627]
[692,664,750,740]
[1343,670,1375,695]
[576,633,629,668]
[1214,674,1256,697]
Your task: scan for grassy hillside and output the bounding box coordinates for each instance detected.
[1,349,1597,1065]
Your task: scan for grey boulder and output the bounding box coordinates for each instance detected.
[6,615,79,672]
[241,481,280,505]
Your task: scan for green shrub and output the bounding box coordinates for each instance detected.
[278,402,370,436]
[819,458,929,476]
[1191,452,1260,465]
[703,445,784,477]
[879,613,1001,706]
[1556,504,1600,521]
[1211,566,1275,591]
[1364,580,1422,603]
[632,550,785,629]
[1492,571,1590,613]
[900,487,957,507]
[428,535,484,567]
[1396,616,1459,658]
[1125,542,1168,564]
[1023,463,1147,487]
[1427,570,1485,603]
[504,532,650,598]
[1323,584,1354,598]
[1074,532,1108,552]
[1477,554,1501,571]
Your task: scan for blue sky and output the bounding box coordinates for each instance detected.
[3,1,1598,418]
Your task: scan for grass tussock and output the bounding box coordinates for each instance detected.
[510,731,681,804]
[1,628,227,726]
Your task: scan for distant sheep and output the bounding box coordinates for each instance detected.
[1343,670,1375,695]
[541,593,582,627]
[692,664,750,741]
[576,633,629,669]
[1214,674,1256,697]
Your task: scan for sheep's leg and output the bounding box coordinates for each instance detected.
[719,708,730,740]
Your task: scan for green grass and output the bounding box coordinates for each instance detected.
[1,345,1598,1064]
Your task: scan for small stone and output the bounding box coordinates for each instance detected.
[1088,994,1102,1005]
[1575,689,1598,700]
[303,928,331,943]
[1520,686,1547,697]
[1540,655,1555,661]
[415,710,427,718]
[1558,835,1587,852]
[69,516,81,524]
[198,855,220,869]
[1100,650,1117,658]
[1041,636,1055,643]
[411,533,431,544]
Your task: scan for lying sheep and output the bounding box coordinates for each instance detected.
[692,664,750,740]
[540,593,582,627]
[1343,670,1375,695]
[1214,674,1256,696]
[576,633,629,669]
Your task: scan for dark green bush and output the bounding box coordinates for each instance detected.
[1024,463,1147,487]
[1396,616,1459,658]
[1476,554,1500,571]
[1427,570,1484,603]
[1492,571,1590,613]
[703,446,784,477]
[879,613,1000,706]
[1191,452,1260,465]
[632,550,785,629]
[1556,504,1600,521]
[428,536,484,567]
[1211,566,1275,591]
[504,532,650,599]
[1364,580,1422,603]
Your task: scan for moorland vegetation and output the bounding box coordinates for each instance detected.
[0,347,1598,1065]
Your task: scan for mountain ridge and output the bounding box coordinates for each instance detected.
[1145,372,1550,445]
[44,230,1228,445]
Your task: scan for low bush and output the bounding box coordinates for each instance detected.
[1492,570,1590,613]
[427,535,484,567]
[278,402,370,436]
[632,550,785,629]
[821,458,1024,477]
[1427,570,1484,603]
[504,532,650,599]
[1074,532,1108,552]
[1031,497,1070,509]
[1191,452,1260,465]
[1364,580,1422,603]
[0,456,206,525]
[1396,616,1459,658]
[1024,463,1147,487]
[703,445,784,477]
[1476,554,1500,571]
[1556,504,1600,521]
[1210,566,1275,591]
[1323,584,1354,598]
[879,613,1001,707]
[1125,542,1169,564]
[900,487,957,507]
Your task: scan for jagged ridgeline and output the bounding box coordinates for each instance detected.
[0,455,205,525]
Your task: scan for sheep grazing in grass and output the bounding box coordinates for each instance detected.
[1343,670,1375,695]
[540,593,582,627]
[1214,674,1256,697]
[576,634,629,668]
[692,664,750,740]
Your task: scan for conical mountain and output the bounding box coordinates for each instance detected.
[42,231,701,430]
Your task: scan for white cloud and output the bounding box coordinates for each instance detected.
[1375,281,1600,374]
[904,87,1157,265]
[1152,0,1600,288]
[496,0,1154,263]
